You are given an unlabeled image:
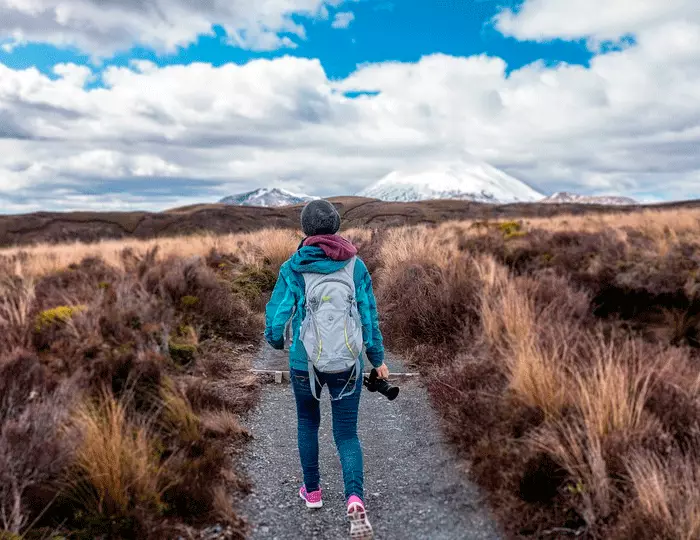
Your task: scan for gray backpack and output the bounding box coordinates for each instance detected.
[300,257,364,401]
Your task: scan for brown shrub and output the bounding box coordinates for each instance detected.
[161,441,229,522]
[349,228,386,275]
[0,241,263,538]
[0,276,35,349]
[185,374,260,415]
[377,258,480,352]
[370,218,700,538]
[0,353,76,534]
[200,409,250,440]
[143,256,262,343]
[32,257,120,311]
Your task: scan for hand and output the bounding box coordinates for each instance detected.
[375,364,389,379]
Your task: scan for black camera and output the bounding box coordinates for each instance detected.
[363,368,399,401]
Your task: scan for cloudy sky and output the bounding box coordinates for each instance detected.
[1,0,699,212]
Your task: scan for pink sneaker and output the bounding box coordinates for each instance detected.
[347,496,373,539]
[299,485,323,509]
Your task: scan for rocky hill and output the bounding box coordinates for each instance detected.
[541,192,638,205]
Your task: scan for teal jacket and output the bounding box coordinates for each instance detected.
[264,246,385,372]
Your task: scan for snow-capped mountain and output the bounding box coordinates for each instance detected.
[220,188,317,207]
[358,160,543,204]
[541,192,637,206]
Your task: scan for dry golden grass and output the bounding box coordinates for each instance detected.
[627,453,700,540]
[474,259,570,416]
[200,409,248,439]
[0,229,301,279]
[210,483,237,525]
[377,225,453,280]
[5,205,697,280]
[0,228,278,537]
[0,276,34,348]
[235,228,301,273]
[530,420,611,527]
[160,380,201,444]
[3,206,700,538]
[69,393,166,517]
[528,208,700,238]
[367,209,700,537]
[343,227,374,246]
[575,338,658,439]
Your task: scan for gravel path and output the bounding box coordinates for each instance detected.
[239,346,502,540]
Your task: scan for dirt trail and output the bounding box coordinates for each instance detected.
[239,346,502,540]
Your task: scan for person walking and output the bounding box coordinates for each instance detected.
[265,199,388,540]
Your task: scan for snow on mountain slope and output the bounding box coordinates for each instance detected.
[220,188,317,207]
[358,161,543,204]
[541,192,637,205]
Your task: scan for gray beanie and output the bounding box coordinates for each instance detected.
[301,199,341,236]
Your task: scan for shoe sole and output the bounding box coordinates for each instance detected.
[299,490,323,509]
[347,503,374,540]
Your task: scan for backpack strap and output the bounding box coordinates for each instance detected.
[307,355,361,402]
[308,358,321,401]
[332,356,361,401]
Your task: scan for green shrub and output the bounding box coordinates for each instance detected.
[168,342,197,365]
[168,325,198,365]
[34,305,86,332]
[180,295,199,308]
[231,265,277,305]
[498,221,526,240]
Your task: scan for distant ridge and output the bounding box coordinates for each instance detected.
[541,192,637,205]
[220,188,317,207]
[3,196,700,248]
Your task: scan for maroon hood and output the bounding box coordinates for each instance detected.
[303,234,358,261]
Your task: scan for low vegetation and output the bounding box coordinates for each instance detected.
[0,230,299,539]
[346,207,700,539]
[4,208,699,539]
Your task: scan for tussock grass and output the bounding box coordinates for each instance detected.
[575,337,657,439]
[530,420,612,527]
[0,230,275,538]
[238,228,300,274]
[159,379,201,443]
[626,453,700,540]
[200,409,249,439]
[68,393,167,518]
[0,276,34,349]
[4,206,700,538]
[363,208,700,538]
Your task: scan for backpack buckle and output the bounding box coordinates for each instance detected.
[308,297,320,312]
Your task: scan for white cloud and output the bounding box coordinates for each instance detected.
[332,11,355,29]
[0,0,349,55]
[2,3,700,210]
[495,0,699,44]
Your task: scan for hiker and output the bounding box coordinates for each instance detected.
[264,199,387,540]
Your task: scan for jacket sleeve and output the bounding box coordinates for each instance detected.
[265,265,296,350]
[354,258,385,368]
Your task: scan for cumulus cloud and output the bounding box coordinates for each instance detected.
[332,11,355,29]
[1,1,700,210]
[0,0,349,55]
[495,0,699,45]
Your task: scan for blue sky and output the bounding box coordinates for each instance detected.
[0,1,593,82]
[0,0,699,211]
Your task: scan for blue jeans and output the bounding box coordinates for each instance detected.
[291,367,364,501]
